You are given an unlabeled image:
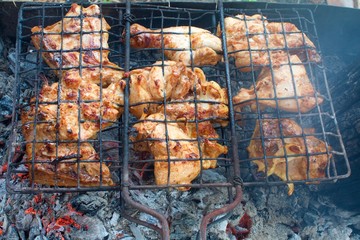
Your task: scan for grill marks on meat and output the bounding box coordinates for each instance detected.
[31,3,123,86]
[26,142,113,187]
[22,70,125,141]
[233,55,323,113]
[218,14,320,72]
[129,61,228,126]
[128,24,222,66]
[129,62,228,188]
[248,118,330,195]
[22,69,125,187]
[24,4,126,187]
[133,113,227,190]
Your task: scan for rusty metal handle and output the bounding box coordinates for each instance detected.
[199,185,243,240]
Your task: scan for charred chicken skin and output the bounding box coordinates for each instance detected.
[129,61,228,126]
[133,113,227,190]
[31,3,123,86]
[233,55,323,113]
[128,23,222,66]
[248,118,330,195]
[218,14,320,72]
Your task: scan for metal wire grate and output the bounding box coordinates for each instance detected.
[223,7,350,189]
[7,3,127,193]
[6,1,350,239]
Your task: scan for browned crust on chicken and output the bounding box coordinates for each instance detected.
[218,14,320,72]
[22,69,125,142]
[21,69,124,187]
[26,142,113,187]
[128,23,222,66]
[248,118,330,195]
[233,55,323,113]
[31,3,123,86]
[129,61,229,126]
[132,113,227,190]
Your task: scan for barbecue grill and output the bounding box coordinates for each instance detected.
[5,0,351,239]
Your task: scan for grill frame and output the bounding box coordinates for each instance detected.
[5,0,351,239]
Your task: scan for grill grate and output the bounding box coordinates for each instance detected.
[6,0,350,239]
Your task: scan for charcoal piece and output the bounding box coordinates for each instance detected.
[303,212,318,226]
[0,38,3,56]
[0,95,12,117]
[68,215,108,240]
[18,230,26,240]
[110,212,120,227]
[34,236,48,240]
[15,212,33,231]
[6,225,20,240]
[129,224,145,240]
[288,233,301,240]
[0,73,14,99]
[71,194,107,216]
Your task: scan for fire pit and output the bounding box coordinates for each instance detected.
[0,1,359,239]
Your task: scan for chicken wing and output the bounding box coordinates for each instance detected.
[218,14,320,72]
[31,3,123,86]
[129,23,222,66]
[133,113,227,190]
[129,61,228,125]
[248,118,330,195]
[233,55,323,113]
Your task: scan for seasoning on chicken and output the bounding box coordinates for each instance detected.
[22,69,125,141]
[132,113,227,190]
[31,3,123,86]
[129,61,195,118]
[128,23,222,66]
[161,67,229,126]
[218,14,320,72]
[21,69,124,187]
[179,121,228,169]
[129,61,228,126]
[25,142,114,187]
[233,55,323,113]
[248,118,330,195]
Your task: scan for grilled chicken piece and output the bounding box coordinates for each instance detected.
[31,3,123,86]
[248,118,330,195]
[21,69,123,187]
[233,55,323,113]
[133,113,200,190]
[129,61,195,118]
[180,121,228,169]
[129,61,228,126]
[218,14,320,72]
[22,69,125,141]
[133,113,227,190]
[129,23,222,66]
[160,67,229,126]
[25,142,113,187]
